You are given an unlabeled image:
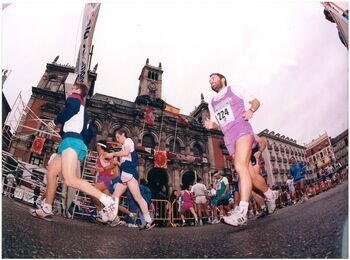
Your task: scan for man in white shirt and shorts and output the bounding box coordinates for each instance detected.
[191,177,209,226]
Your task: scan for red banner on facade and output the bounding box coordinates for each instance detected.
[154,150,167,168]
[145,106,156,125]
[177,115,189,127]
[30,136,46,155]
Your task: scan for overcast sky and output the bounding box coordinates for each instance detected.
[2,0,348,145]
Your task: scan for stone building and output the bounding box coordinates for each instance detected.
[9,58,232,197]
[331,129,348,169]
[258,129,309,186]
[305,132,336,178]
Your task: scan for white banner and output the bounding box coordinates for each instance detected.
[23,190,35,204]
[75,3,101,85]
[14,187,24,199]
[324,3,348,49]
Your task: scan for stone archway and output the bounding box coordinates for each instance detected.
[147,168,169,199]
[181,170,201,189]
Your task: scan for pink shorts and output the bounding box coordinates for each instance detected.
[180,202,193,212]
[224,121,256,156]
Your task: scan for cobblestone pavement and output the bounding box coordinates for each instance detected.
[2,181,348,258]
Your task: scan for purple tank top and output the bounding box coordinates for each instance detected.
[211,86,247,134]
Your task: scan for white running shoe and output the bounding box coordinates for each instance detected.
[222,206,247,226]
[102,197,119,222]
[211,219,220,224]
[139,221,155,231]
[109,216,122,227]
[266,190,280,214]
[98,210,110,223]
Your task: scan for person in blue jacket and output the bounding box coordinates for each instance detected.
[289,156,307,203]
[30,82,115,221]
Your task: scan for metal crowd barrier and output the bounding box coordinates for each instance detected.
[171,200,196,226]
[151,199,172,226]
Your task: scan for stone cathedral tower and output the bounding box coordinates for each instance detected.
[137,58,163,100]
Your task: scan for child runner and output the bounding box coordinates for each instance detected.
[179,184,198,226]
[104,130,154,230]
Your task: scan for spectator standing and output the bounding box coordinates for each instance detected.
[191,178,209,226]
[207,183,219,224]
[213,171,230,220]
[180,184,198,226]
[5,173,16,198]
[289,156,307,203]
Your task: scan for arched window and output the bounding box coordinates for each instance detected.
[148,71,152,79]
[169,138,181,153]
[46,76,57,90]
[142,133,155,148]
[193,143,203,156]
[155,73,158,81]
[58,83,64,92]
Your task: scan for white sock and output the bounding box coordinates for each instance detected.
[239,201,249,216]
[144,213,152,223]
[99,194,112,206]
[264,189,274,200]
[43,203,52,213]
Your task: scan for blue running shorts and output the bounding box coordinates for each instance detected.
[57,137,87,161]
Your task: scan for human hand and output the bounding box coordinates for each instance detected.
[254,151,262,160]
[242,110,254,121]
[204,118,213,129]
[47,120,56,131]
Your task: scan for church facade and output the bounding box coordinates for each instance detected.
[9,58,232,196]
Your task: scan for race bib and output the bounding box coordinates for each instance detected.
[214,102,234,127]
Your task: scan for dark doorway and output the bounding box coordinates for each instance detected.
[147,168,169,199]
[181,171,200,189]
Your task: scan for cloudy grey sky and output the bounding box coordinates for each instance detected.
[2,0,348,145]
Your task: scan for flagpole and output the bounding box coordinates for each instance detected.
[330,2,346,14]
[141,103,148,147]
[158,109,164,148]
[173,118,178,152]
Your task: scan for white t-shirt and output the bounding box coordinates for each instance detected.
[208,188,216,197]
[121,138,135,163]
[286,179,294,190]
[191,183,207,197]
[209,86,255,124]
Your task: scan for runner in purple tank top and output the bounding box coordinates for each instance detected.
[204,73,278,227]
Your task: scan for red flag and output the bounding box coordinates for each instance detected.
[145,106,156,125]
[177,115,189,127]
[154,150,167,168]
[30,136,46,155]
